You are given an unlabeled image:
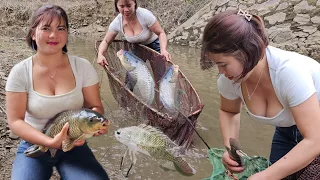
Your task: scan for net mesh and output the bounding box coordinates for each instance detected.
[204,148,270,180]
[95,40,204,148]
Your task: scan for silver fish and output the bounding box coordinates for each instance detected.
[117,49,155,105]
[159,65,180,114]
[115,124,196,176]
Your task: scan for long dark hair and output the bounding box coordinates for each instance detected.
[201,10,269,80]
[114,0,138,14]
[26,4,69,53]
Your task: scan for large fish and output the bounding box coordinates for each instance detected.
[115,124,196,176]
[24,108,110,158]
[159,65,180,114]
[116,49,155,105]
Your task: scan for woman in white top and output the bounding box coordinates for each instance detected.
[201,9,320,179]
[6,5,109,179]
[97,0,171,66]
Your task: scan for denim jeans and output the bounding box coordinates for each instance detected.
[11,140,109,180]
[269,125,303,164]
[145,39,160,53]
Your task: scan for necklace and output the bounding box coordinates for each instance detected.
[35,55,60,79]
[245,60,265,100]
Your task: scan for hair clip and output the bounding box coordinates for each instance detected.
[237,9,252,21]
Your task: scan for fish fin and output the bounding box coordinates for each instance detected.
[159,161,177,172]
[173,157,196,176]
[24,145,48,158]
[166,146,186,157]
[62,134,85,152]
[137,124,176,144]
[49,149,57,158]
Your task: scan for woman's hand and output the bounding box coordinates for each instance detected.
[222,150,244,173]
[161,50,171,61]
[97,53,108,66]
[50,122,85,149]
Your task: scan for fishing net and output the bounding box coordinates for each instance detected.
[204,148,271,180]
[95,40,204,148]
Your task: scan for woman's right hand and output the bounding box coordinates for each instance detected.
[222,150,245,173]
[97,53,108,66]
[49,122,85,149]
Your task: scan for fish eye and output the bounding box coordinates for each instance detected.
[116,131,120,135]
[89,118,93,122]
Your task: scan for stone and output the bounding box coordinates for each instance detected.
[293,1,316,13]
[317,0,320,6]
[298,26,318,34]
[276,2,289,10]
[293,14,310,24]
[264,12,286,24]
[249,0,281,12]
[311,16,320,23]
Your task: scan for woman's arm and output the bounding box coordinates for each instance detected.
[97,31,118,66]
[6,92,67,149]
[251,93,320,179]
[148,21,171,61]
[82,83,104,114]
[219,95,242,147]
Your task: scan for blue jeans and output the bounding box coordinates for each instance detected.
[269,125,303,164]
[145,39,160,53]
[11,140,109,180]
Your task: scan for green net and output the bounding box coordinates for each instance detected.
[204,148,271,180]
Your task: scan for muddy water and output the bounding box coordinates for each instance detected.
[68,37,274,180]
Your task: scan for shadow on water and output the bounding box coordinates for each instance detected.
[68,37,274,179]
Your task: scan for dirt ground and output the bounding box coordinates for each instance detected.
[0,0,209,179]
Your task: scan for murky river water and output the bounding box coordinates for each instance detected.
[67,37,274,180]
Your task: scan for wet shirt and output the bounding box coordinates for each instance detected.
[5,55,99,131]
[109,7,158,45]
[218,46,320,127]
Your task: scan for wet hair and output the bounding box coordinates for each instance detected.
[114,0,138,14]
[26,4,69,53]
[200,10,269,80]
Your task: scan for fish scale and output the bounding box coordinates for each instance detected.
[117,50,155,105]
[24,108,109,158]
[115,124,196,176]
[159,65,180,114]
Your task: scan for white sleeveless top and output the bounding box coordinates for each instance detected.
[108,7,158,45]
[5,55,99,130]
[218,46,320,127]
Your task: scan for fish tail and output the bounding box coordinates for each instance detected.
[24,145,48,158]
[173,157,196,176]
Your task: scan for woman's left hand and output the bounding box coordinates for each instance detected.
[161,50,171,61]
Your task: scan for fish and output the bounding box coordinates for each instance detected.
[227,138,245,167]
[159,65,181,114]
[114,124,196,176]
[24,108,110,158]
[116,49,155,105]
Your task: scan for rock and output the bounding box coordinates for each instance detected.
[293,14,310,25]
[264,12,286,25]
[293,1,316,13]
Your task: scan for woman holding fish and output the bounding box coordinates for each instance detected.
[5,5,110,180]
[96,0,172,66]
[201,9,320,179]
